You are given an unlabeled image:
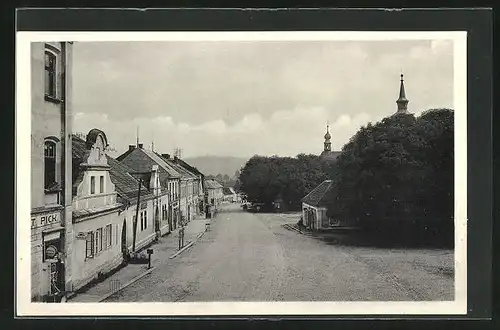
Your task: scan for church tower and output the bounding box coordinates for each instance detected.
[396,73,409,114]
[323,124,331,152]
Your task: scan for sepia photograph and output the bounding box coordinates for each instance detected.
[16,30,468,316]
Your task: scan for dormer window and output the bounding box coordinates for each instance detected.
[44,140,56,189]
[44,51,57,99]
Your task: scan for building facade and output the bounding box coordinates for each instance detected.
[302,180,339,231]
[117,145,182,231]
[30,42,74,302]
[70,130,123,292]
[204,179,224,209]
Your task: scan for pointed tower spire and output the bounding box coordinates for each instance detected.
[396,73,409,114]
[323,121,331,152]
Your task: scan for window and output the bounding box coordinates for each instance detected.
[44,51,56,98]
[140,212,144,231]
[90,176,95,194]
[144,211,147,229]
[95,228,102,253]
[103,224,112,248]
[100,176,104,193]
[44,141,56,189]
[85,232,94,258]
[103,226,108,248]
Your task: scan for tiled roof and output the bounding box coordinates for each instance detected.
[143,150,182,178]
[107,156,153,202]
[205,179,223,189]
[302,180,334,207]
[174,158,205,177]
[72,136,89,196]
[166,158,198,180]
[117,148,181,186]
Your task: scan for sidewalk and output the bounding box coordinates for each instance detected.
[68,216,210,303]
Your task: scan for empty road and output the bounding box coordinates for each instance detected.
[105,203,454,302]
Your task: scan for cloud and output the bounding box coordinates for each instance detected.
[72,39,454,157]
[74,107,375,159]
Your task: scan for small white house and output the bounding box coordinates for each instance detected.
[302,180,339,231]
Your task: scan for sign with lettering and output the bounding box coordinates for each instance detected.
[31,212,61,229]
[140,202,147,210]
[45,244,58,259]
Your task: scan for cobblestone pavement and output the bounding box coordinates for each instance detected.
[69,217,209,302]
[105,203,454,302]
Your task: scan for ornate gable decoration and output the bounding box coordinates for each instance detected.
[82,129,110,169]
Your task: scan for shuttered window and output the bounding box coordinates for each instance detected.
[85,232,94,258]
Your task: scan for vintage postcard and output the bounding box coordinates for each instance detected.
[16,30,467,316]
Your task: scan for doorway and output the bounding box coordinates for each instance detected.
[155,206,160,232]
[121,219,127,256]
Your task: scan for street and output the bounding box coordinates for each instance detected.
[105,203,454,302]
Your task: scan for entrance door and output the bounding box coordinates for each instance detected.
[121,219,127,254]
[168,206,173,231]
[49,261,64,296]
[155,206,160,232]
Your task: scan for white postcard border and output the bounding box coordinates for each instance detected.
[16,31,467,316]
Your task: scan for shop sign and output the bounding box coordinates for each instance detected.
[45,244,58,259]
[31,212,61,229]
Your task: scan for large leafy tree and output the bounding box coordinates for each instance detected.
[414,109,454,230]
[326,109,454,235]
[239,154,337,210]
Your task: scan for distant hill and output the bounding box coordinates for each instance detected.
[183,156,249,178]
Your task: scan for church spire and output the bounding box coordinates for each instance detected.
[396,73,409,114]
[323,122,331,152]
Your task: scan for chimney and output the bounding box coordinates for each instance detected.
[162,154,170,159]
[138,143,143,149]
[128,145,136,151]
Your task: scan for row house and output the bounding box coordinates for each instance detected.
[106,155,166,254]
[170,157,206,214]
[161,154,200,224]
[70,131,167,294]
[70,130,124,292]
[117,144,182,231]
[204,179,224,209]
[30,41,74,302]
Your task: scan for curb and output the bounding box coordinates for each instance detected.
[283,223,303,235]
[168,223,208,259]
[98,266,156,302]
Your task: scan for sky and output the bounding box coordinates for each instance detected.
[72,39,454,158]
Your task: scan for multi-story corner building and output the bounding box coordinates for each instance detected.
[30,42,74,302]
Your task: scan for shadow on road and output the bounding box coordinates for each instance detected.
[312,229,454,250]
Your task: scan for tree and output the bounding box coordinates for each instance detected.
[215,174,223,182]
[326,110,454,240]
[413,109,454,232]
[223,174,230,182]
[238,154,338,211]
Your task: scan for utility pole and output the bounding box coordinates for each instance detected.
[132,177,142,253]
